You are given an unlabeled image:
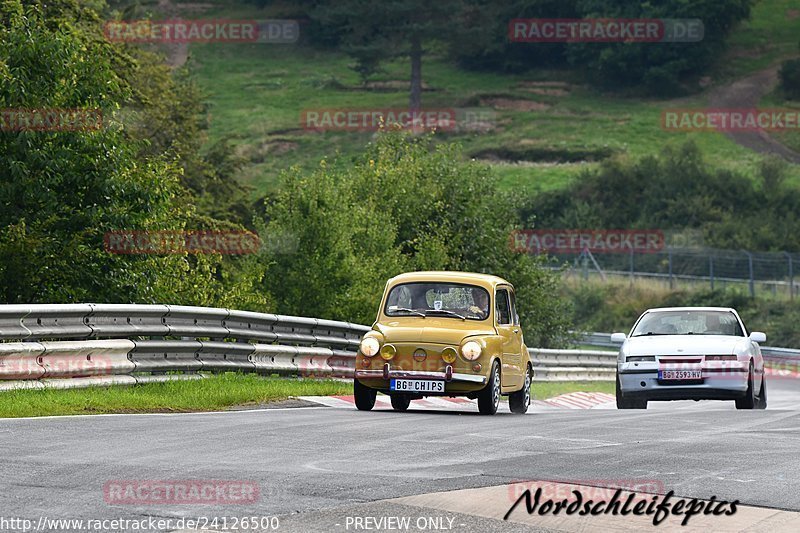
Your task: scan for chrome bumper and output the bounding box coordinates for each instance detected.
[355,364,486,384]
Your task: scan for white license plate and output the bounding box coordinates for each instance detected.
[390,379,444,393]
[659,369,703,380]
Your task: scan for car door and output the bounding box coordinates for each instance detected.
[495,287,523,391]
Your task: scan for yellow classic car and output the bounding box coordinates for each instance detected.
[354,271,532,415]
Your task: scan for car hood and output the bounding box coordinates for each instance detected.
[375,319,495,345]
[624,335,747,356]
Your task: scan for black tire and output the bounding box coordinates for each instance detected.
[509,365,532,414]
[354,379,376,411]
[616,375,647,409]
[756,375,767,409]
[478,361,501,415]
[390,394,411,411]
[735,363,756,410]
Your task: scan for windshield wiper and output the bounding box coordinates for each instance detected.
[425,309,466,320]
[389,307,426,317]
[631,332,672,337]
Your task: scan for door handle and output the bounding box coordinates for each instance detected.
[513,329,519,334]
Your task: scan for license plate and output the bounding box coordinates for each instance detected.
[390,379,444,393]
[659,369,703,380]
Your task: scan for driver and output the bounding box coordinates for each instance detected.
[704,313,722,334]
[468,288,489,319]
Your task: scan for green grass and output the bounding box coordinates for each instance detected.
[0,374,614,417]
[0,374,352,418]
[178,1,800,198]
[530,380,614,400]
[716,0,800,79]
[761,89,800,153]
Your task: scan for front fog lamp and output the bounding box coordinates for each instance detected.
[380,344,397,360]
[461,341,482,361]
[441,347,457,364]
[360,337,380,357]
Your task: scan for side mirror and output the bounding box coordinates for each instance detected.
[749,331,766,343]
[610,332,627,343]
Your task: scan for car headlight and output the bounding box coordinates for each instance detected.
[461,340,482,361]
[360,337,380,357]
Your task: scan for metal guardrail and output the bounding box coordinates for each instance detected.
[529,348,616,382]
[0,304,369,391]
[0,304,622,390]
[15,306,792,391]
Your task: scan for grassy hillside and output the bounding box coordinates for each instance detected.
[164,0,800,197]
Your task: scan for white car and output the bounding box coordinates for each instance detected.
[613,307,767,410]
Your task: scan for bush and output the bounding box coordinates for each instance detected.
[779,58,800,100]
[521,142,800,252]
[260,130,572,347]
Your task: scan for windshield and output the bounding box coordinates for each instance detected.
[631,310,744,337]
[384,282,490,320]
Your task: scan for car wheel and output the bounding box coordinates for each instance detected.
[390,394,411,411]
[756,375,767,409]
[478,361,501,415]
[735,362,756,410]
[616,375,647,409]
[509,365,531,414]
[354,379,376,411]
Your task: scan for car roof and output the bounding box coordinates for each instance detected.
[386,271,511,289]
[643,307,738,313]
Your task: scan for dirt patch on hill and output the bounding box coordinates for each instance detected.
[787,9,799,19]
[471,145,615,164]
[520,87,569,97]
[517,81,571,88]
[242,140,300,163]
[363,80,434,91]
[480,97,550,111]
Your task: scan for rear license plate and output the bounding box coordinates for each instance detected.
[390,379,444,393]
[659,370,703,380]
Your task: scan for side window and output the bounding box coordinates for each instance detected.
[495,289,511,325]
[509,290,519,325]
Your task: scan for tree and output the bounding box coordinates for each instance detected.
[0,0,269,308]
[311,0,461,109]
[261,130,572,346]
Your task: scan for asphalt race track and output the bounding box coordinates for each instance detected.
[1,378,798,533]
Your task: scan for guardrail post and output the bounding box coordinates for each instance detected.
[629,247,634,285]
[742,250,754,297]
[709,255,714,291]
[668,249,674,289]
[784,252,794,300]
